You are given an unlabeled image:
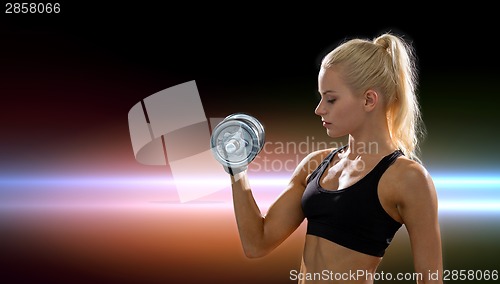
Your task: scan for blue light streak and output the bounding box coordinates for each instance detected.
[0,175,498,212]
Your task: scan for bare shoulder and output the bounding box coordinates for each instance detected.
[385,156,437,205]
[391,156,433,183]
[300,148,333,168]
[290,148,335,187]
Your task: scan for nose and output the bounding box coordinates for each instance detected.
[315,99,326,116]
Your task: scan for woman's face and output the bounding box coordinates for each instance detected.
[315,67,366,138]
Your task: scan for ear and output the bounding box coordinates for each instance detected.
[363,89,378,112]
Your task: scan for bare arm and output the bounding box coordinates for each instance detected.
[230,150,328,258]
[397,162,443,283]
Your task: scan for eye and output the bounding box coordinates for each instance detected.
[327,99,336,104]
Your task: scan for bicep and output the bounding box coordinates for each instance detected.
[260,151,326,248]
[262,179,306,242]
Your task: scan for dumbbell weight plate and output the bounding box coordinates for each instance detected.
[224,113,265,149]
[210,113,265,169]
[211,120,257,168]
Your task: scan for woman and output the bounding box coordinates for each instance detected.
[229,32,443,283]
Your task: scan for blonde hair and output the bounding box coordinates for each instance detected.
[321,32,425,162]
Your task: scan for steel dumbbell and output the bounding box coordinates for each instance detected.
[210,113,265,175]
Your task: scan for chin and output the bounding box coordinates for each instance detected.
[326,129,346,139]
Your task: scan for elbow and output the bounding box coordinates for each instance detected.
[242,243,270,259]
[243,249,265,259]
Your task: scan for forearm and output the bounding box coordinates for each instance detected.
[230,171,267,257]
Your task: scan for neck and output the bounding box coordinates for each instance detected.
[346,122,396,157]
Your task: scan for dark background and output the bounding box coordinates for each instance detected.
[2,4,499,175]
[1,3,499,284]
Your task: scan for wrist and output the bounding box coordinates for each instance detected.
[230,169,249,185]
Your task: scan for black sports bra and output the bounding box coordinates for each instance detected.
[301,146,403,257]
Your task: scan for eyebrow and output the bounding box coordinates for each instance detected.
[319,90,337,96]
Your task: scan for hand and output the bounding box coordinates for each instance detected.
[223,164,247,176]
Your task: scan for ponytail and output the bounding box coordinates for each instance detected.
[374,33,424,162]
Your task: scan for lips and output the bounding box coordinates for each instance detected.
[322,121,331,127]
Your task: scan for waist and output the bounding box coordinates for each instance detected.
[301,235,381,283]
